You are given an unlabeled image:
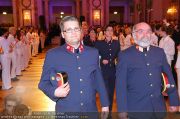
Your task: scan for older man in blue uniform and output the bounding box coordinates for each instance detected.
[116,22,179,119]
[38,16,109,115]
[95,25,120,113]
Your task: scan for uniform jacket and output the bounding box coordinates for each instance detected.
[95,40,120,75]
[116,45,179,112]
[38,44,109,112]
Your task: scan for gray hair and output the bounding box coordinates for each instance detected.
[60,16,80,32]
[132,22,152,33]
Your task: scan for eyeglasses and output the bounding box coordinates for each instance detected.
[134,29,152,35]
[63,27,81,33]
[106,29,114,32]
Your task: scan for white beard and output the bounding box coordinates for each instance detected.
[134,37,151,48]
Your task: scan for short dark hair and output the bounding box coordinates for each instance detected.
[88,26,96,34]
[0,27,8,36]
[160,25,174,35]
[60,16,80,32]
[104,24,113,31]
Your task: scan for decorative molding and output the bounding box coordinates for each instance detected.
[92,0,101,8]
[21,0,31,9]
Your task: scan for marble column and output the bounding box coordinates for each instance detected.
[12,0,17,27]
[104,0,109,26]
[82,0,87,21]
[151,0,163,21]
[31,0,36,27]
[36,0,43,28]
[45,0,49,29]
[76,0,80,18]
[133,0,140,23]
[179,0,180,24]
[37,0,43,16]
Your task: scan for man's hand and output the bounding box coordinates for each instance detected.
[102,60,109,65]
[54,82,70,98]
[101,107,109,119]
[169,106,178,112]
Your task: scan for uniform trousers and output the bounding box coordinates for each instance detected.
[102,66,116,112]
[10,51,17,78]
[1,53,12,89]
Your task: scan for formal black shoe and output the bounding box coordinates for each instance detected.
[11,77,19,81]
[176,111,180,114]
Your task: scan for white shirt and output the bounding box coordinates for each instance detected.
[150,33,158,46]
[0,36,11,54]
[159,35,175,61]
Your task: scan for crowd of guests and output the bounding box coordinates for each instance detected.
[0,26,46,90]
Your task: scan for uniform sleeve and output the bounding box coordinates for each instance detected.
[94,50,109,107]
[161,50,180,106]
[38,51,59,102]
[116,52,128,112]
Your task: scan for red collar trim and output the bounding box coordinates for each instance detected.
[66,43,84,53]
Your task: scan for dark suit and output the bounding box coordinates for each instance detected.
[95,40,120,111]
[116,45,179,119]
[38,44,109,112]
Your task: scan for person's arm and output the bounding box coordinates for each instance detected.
[116,52,128,114]
[161,49,180,110]
[94,50,109,109]
[164,38,175,56]
[38,51,70,101]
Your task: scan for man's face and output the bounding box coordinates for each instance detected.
[133,23,152,47]
[5,100,17,115]
[4,32,9,38]
[89,30,96,39]
[104,27,113,38]
[61,21,81,46]
[82,25,88,35]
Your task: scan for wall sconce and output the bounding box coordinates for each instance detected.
[93,9,101,25]
[94,10,100,20]
[167,6,177,20]
[167,6,177,14]
[23,10,31,20]
[23,9,32,26]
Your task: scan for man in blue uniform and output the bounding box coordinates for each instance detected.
[116,22,179,119]
[95,25,120,112]
[38,16,109,115]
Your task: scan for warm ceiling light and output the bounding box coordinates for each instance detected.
[60,12,64,14]
[114,11,118,14]
[2,12,7,15]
